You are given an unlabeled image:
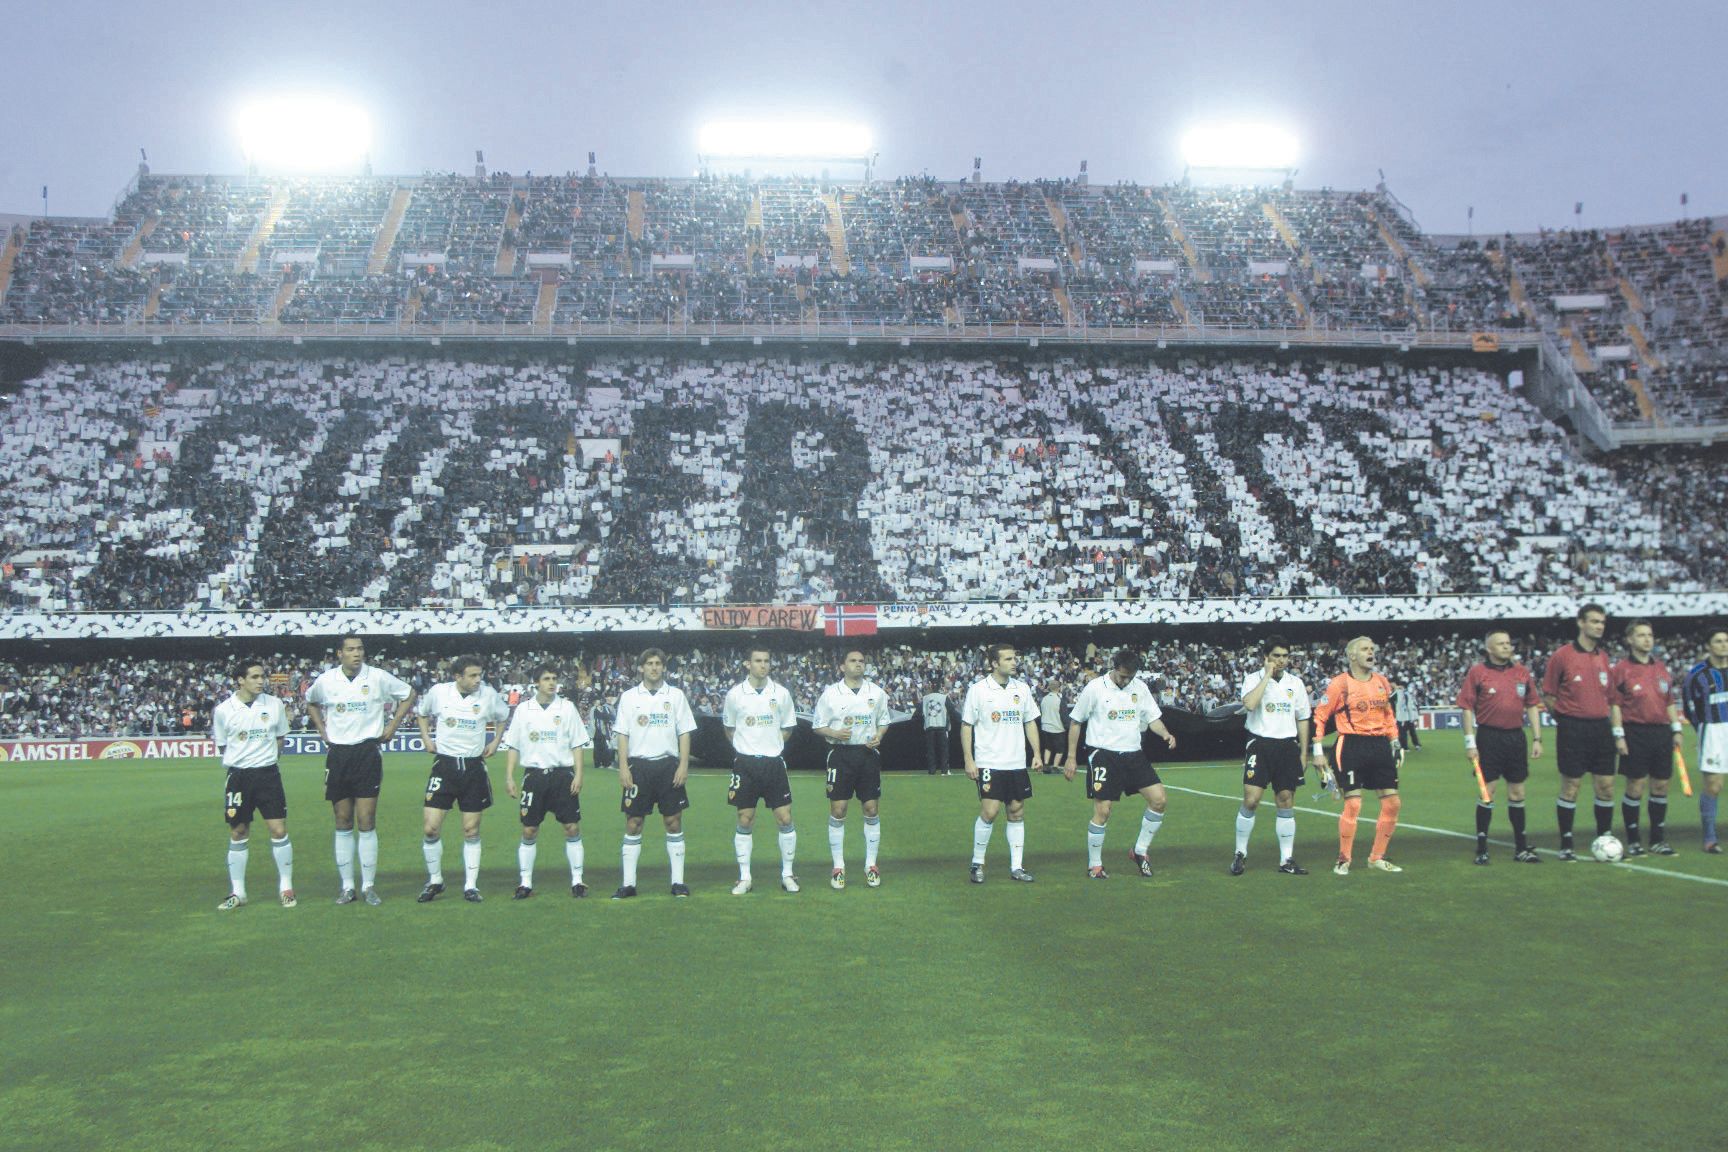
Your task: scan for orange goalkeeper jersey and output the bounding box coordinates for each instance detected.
[1313,671,1398,739]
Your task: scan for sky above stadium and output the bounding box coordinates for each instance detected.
[6,0,1722,234]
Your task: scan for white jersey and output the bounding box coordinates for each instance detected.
[615,682,697,760]
[417,681,510,758]
[1070,674,1161,753]
[212,692,291,770]
[306,664,413,744]
[1240,670,1312,740]
[722,678,797,757]
[502,695,591,770]
[921,692,950,731]
[813,679,890,746]
[962,675,1035,771]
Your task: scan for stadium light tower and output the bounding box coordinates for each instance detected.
[236,96,372,173]
[697,120,874,178]
[1180,122,1299,185]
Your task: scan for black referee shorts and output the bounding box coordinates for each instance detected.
[1475,726,1530,785]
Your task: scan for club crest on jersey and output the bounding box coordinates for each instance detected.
[991,711,1001,722]
[1598,671,1609,686]
[1514,684,1525,697]
[1658,679,1669,694]
[637,715,648,726]
[361,685,371,695]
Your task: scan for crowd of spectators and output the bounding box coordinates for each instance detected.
[24,173,1721,347]
[0,350,1716,616]
[4,623,1711,741]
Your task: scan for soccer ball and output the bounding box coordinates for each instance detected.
[1590,834,1625,863]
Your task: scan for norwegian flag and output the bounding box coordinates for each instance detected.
[824,604,878,637]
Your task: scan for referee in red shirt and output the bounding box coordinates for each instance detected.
[1541,603,1614,861]
[1457,628,1545,864]
[1609,619,1685,856]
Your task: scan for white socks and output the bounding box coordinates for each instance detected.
[777,823,796,876]
[357,829,378,890]
[270,836,293,892]
[1235,806,1257,855]
[667,832,686,885]
[621,834,642,887]
[423,835,443,885]
[1136,809,1164,854]
[829,816,846,869]
[1005,820,1025,870]
[1274,807,1296,863]
[334,829,356,889]
[1087,822,1107,868]
[227,838,249,898]
[462,836,481,889]
[973,816,995,865]
[862,816,880,869]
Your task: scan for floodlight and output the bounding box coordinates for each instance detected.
[698,120,874,159]
[1180,123,1299,170]
[237,96,372,171]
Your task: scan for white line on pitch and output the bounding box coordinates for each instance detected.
[1164,778,1728,890]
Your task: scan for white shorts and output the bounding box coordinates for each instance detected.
[1700,724,1728,775]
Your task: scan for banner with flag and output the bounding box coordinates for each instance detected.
[824,604,878,637]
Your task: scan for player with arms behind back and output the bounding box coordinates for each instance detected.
[722,647,801,894]
[963,643,1041,884]
[214,659,294,910]
[1610,620,1685,856]
[1541,603,1616,861]
[305,634,416,906]
[503,664,593,898]
[415,656,510,903]
[612,648,698,899]
[1312,636,1404,876]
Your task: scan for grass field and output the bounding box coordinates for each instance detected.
[3,728,1724,1152]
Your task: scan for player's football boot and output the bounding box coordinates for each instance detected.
[1131,850,1154,878]
[335,887,358,905]
[279,889,297,907]
[217,894,246,911]
[463,888,483,903]
[1087,865,1109,880]
[1625,841,1646,857]
[781,874,801,893]
[731,877,753,896]
[1704,842,1722,854]
[670,882,691,898]
[513,885,534,900]
[865,866,881,888]
[1229,852,1246,876]
[1009,867,1035,883]
[968,863,984,884]
[1367,858,1403,873]
[1277,858,1309,875]
[1513,847,1542,863]
[1333,857,1351,876]
[1647,842,1677,856]
[1474,851,1490,866]
[362,887,382,906]
[572,883,589,898]
[610,885,637,900]
[416,882,445,903]
[1556,848,1578,862]
[831,868,847,890]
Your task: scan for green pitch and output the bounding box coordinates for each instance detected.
[3,729,1722,1152]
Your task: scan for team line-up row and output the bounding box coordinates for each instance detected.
[209,613,1728,908]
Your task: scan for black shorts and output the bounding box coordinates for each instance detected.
[519,766,582,827]
[825,745,882,803]
[224,766,287,826]
[1243,735,1304,794]
[1085,748,1160,801]
[977,766,1033,803]
[622,756,689,818]
[424,755,494,813]
[1334,734,1399,794]
[1618,724,1674,781]
[1475,726,1530,785]
[324,740,383,802]
[730,754,793,810]
[1555,715,1615,779]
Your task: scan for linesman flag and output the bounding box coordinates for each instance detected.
[1675,748,1693,797]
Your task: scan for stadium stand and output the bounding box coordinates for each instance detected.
[0,349,1712,616]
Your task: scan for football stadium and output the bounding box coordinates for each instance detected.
[3,8,1727,1151]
